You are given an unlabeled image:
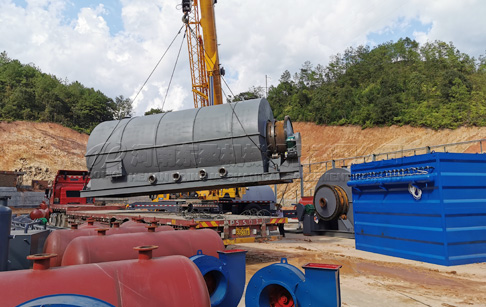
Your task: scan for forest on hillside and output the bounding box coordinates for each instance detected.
[2,38,486,132]
[237,38,486,129]
[0,52,132,133]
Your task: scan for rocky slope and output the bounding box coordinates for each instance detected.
[0,121,88,185]
[284,123,486,203]
[1,121,485,201]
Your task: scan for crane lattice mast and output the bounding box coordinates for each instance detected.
[182,0,223,107]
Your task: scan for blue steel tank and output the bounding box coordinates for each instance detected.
[0,196,12,271]
[82,98,301,197]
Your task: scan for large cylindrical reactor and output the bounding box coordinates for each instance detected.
[82,98,301,197]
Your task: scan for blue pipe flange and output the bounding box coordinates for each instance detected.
[245,258,304,307]
[17,294,115,307]
[191,249,247,307]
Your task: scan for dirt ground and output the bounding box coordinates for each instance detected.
[233,224,486,307]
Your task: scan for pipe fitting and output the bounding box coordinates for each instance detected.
[172,172,181,182]
[148,174,157,184]
[146,225,157,233]
[96,228,109,236]
[27,253,57,271]
[218,167,227,177]
[133,245,158,261]
[198,169,207,180]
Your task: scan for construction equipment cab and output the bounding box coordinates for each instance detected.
[49,170,93,205]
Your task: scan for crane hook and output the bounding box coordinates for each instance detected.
[182,13,190,24]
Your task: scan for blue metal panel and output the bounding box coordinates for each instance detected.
[349,153,486,266]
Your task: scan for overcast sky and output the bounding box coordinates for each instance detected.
[1,0,485,115]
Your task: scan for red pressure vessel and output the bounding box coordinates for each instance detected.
[29,201,52,220]
[119,218,145,227]
[39,208,51,219]
[77,218,103,229]
[29,209,44,220]
[0,249,210,307]
[62,229,224,266]
[29,204,52,220]
[44,225,174,267]
[39,202,48,210]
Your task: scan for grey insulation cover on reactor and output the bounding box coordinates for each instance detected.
[82,98,301,197]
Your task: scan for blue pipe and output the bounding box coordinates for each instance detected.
[245,258,342,307]
[190,249,247,307]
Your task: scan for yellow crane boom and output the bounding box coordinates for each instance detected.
[181,0,240,202]
[182,0,223,107]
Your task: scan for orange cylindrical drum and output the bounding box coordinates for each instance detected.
[44,225,174,267]
[0,253,210,307]
[62,229,224,266]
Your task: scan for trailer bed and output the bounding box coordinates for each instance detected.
[57,207,286,245]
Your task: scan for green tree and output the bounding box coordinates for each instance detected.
[112,95,133,119]
[144,108,171,116]
[0,52,132,133]
[263,38,486,129]
[228,86,264,102]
